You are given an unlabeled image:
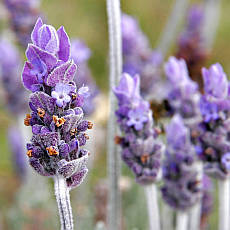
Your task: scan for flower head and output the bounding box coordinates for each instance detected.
[202,63,228,100]
[161,115,202,210]
[22,20,92,189]
[114,73,163,185]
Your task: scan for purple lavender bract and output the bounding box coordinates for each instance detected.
[164,56,201,124]
[22,18,92,189]
[114,73,163,185]
[161,115,202,210]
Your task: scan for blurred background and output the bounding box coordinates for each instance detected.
[0,0,230,229]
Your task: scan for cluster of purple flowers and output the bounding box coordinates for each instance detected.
[0,38,27,114]
[194,63,230,179]
[161,115,202,210]
[71,39,99,115]
[22,18,92,189]
[164,56,201,124]
[114,73,163,185]
[4,0,41,47]
[122,14,162,98]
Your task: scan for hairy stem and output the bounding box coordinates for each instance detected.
[218,179,230,230]
[145,184,161,230]
[54,175,74,230]
[156,0,190,58]
[176,211,188,230]
[162,203,174,230]
[106,0,122,229]
[188,162,203,230]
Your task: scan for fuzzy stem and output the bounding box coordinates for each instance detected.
[145,184,161,230]
[162,203,174,230]
[156,0,190,58]
[54,175,74,230]
[176,211,188,230]
[106,0,122,229]
[218,179,230,230]
[188,162,203,230]
[202,0,222,50]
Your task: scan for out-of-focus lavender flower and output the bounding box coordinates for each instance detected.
[4,0,41,47]
[161,115,202,210]
[22,18,93,189]
[200,175,213,230]
[194,63,230,179]
[114,73,163,185]
[202,63,228,100]
[71,39,99,115]
[164,56,201,124]
[0,38,27,114]
[8,126,27,180]
[176,5,207,89]
[122,14,163,98]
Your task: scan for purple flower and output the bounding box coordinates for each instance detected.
[202,63,228,100]
[21,20,93,189]
[113,73,140,104]
[164,56,189,84]
[114,73,163,185]
[127,103,149,130]
[51,83,72,107]
[31,18,70,61]
[161,115,202,210]
[164,56,201,123]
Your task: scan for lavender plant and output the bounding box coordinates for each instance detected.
[161,115,202,230]
[21,18,93,229]
[114,73,163,230]
[192,63,230,230]
[4,0,41,47]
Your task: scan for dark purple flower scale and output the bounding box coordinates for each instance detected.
[164,56,201,124]
[122,14,163,98]
[194,63,230,179]
[4,0,42,47]
[114,73,163,185]
[22,18,92,189]
[161,115,202,210]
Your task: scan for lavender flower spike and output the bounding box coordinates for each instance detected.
[22,18,93,230]
[164,56,201,125]
[114,73,163,230]
[161,115,202,211]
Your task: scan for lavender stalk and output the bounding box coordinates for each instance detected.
[218,179,230,230]
[176,211,188,230]
[21,18,92,230]
[156,0,190,58]
[114,74,163,230]
[54,175,74,230]
[106,0,122,229]
[145,184,160,230]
